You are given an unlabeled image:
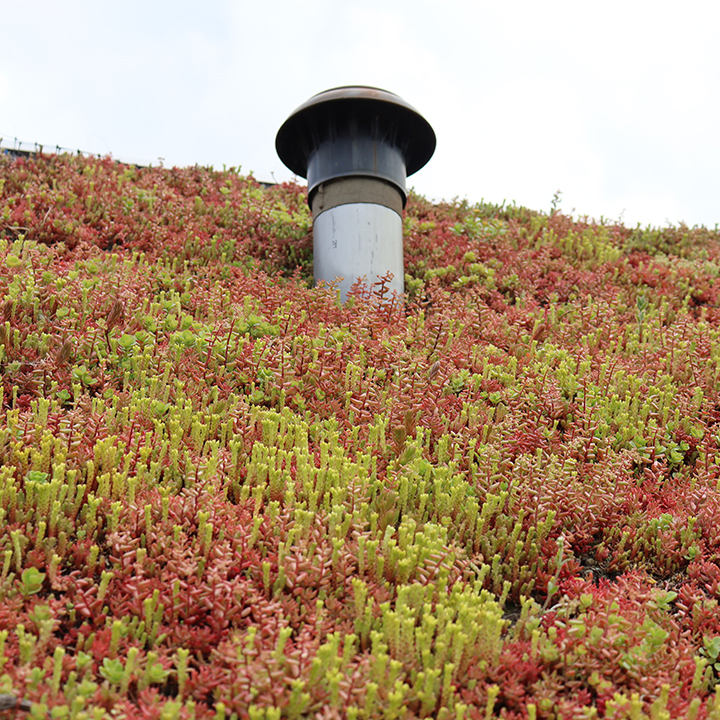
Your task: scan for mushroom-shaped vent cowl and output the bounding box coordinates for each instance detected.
[275,86,436,200]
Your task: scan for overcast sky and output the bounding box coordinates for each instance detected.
[2,0,718,229]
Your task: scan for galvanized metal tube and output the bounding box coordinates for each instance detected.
[311,178,404,301]
[275,86,435,302]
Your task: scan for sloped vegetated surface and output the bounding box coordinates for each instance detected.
[2,154,720,719]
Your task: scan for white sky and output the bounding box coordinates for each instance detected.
[1,0,718,228]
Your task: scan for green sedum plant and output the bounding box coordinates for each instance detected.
[0,152,720,718]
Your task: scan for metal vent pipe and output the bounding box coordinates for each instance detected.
[275,86,436,302]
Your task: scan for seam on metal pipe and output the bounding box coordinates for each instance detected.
[311,177,404,218]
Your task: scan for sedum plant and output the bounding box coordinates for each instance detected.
[0,152,720,718]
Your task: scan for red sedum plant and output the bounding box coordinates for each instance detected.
[2,152,720,719]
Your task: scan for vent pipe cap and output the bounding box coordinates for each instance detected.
[275,86,436,201]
